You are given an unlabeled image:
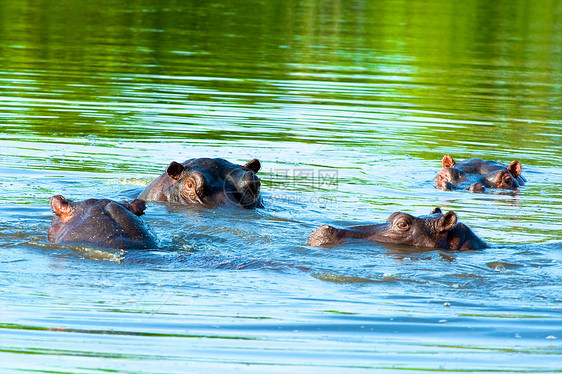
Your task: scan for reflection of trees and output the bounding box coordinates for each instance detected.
[0,0,560,144]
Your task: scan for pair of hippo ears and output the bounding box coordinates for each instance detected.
[166,159,262,180]
[49,195,146,217]
[441,155,522,177]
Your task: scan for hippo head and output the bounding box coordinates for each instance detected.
[480,169,519,190]
[165,158,262,209]
[308,208,486,250]
[478,161,522,190]
[433,167,468,190]
[370,208,460,248]
[368,208,486,250]
[48,195,156,249]
[434,168,490,192]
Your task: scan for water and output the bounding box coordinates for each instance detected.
[1,0,562,372]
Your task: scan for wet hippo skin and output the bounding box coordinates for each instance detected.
[434,155,525,192]
[139,158,262,209]
[307,208,487,250]
[48,196,157,250]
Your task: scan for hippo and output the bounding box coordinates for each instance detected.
[48,196,157,250]
[307,208,487,250]
[139,158,262,209]
[434,155,525,192]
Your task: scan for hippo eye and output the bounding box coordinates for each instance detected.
[396,219,409,230]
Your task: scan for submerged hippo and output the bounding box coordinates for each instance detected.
[307,208,487,250]
[139,158,262,209]
[48,196,157,250]
[434,155,525,192]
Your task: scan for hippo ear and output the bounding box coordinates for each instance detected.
[50,195,71,216]
[507,160,522,178]
[244,159,261,173]
[431,207,442,214]
[442,155,456,168]
[167,161,185,180]
[437,211,457,232]
[127,199,147,216]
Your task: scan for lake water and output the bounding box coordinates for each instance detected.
[1,0,561,372]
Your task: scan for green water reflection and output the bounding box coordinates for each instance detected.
[1,0,560,148]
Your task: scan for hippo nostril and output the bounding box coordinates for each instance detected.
[240,172,260,193]
[249,178,260,193]
[222,170,262,207]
